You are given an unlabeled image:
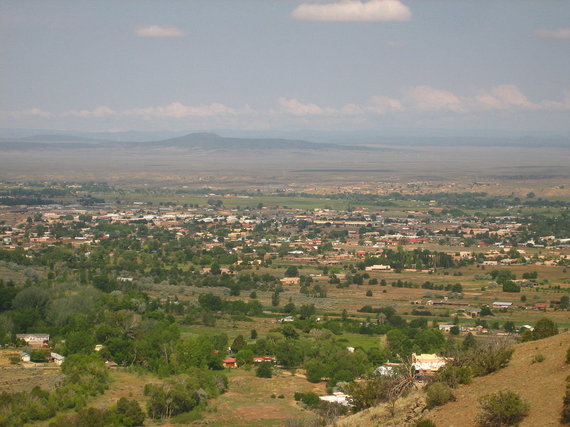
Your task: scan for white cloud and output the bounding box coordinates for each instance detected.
[472,85,537,111]
[291,0,411,22]
[365,95,404,114]
[127,102,236,118]
[534,28,570,39]
[10,108,52,118]
[63,106,115,118]
[135,25,185,38]
[278,98,331,115]
[404,86,463,112]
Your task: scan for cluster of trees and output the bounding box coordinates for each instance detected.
[144,369,227,420]
[0,354,109,426]
[48,398,145,427]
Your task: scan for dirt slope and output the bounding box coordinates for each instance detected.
[337,331,570,427]
[428,331,570,427]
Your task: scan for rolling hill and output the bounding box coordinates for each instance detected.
[337,331,570,427]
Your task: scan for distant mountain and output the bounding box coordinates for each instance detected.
[0,132,377,151]
[138,132,372,150]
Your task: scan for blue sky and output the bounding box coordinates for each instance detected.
[1,0,569,134]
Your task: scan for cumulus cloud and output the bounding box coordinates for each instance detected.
[10,108,52,118]
[291,0,411,22]
[534,28,570,39]
[365,95,404,114]
[62,106,115,118]
[404,86,463,112]
[135,25,185,38]
[472,85,538,111]
[126,102,236,118]
[278,98,331,115]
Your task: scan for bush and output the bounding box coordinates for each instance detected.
[437,365,473,387]
[415,420,437,427]
[562,386,570,424]
[531,354,545,364]
[476,390,529,426]
[256,362,273,378]
[426,382,455,409]
[469,340,514,376]
[298,392,320,408]
[566,347,570,364]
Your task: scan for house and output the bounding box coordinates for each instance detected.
[280,277,300,285]
[253,356,276,363]
[51,352,65,365]
[466,308,482,317]
[16,333,50,348]
[319,392,351,406]
[438,324,456,332]
[365,264,393,271]
[20,352,30,362]
[533,303,548,311]
[375,365,396,376]
[492,302,513,309]
[279,316,295,323]
[223,358,237,368]
[412,353,449,376]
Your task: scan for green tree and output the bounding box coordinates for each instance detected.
[256,362,273,378]
[113,398,145,426]
[285,266,299,277]
[231,335,246,353]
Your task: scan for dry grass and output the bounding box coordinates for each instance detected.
[337,331,570,427]
[200,368,326,426]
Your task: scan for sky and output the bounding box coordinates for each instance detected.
[1,0,569,135]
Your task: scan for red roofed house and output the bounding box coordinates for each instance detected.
[223,358,237,368]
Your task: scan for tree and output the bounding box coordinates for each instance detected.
[285,266,299,277]
[256,362,273,378]
[463,332,477,349]
[250,329,258,340]
[476,390,529,426]
[530,318,558,340]
[113,398,145,426]
[231,335,246,353]
[305,360,326,383]
[271,291,280,307]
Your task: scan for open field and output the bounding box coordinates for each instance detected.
[199,369,325,427]
[0,349,63,394]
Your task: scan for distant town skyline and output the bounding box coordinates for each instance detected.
[1,0,569,134]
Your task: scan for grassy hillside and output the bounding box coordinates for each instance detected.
[337,331,570,427]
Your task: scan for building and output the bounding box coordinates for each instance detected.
[319,392,351,406]
[16,333,50,348]
[223,358,237,368]
[412,353,449,376]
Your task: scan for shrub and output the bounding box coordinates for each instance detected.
[531,354,545,364]
[415,420,437,427]
[305,360,326,383]
[256,362,273,378]
[299,392,320,408]
[562,386,570,424]
[111,398,145,426]
[522,318,558,342]
[469,339,514,376]
[566,347,570,364]
[476,390,529,426]
[426,382,455,409]
[437,365,469,388]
